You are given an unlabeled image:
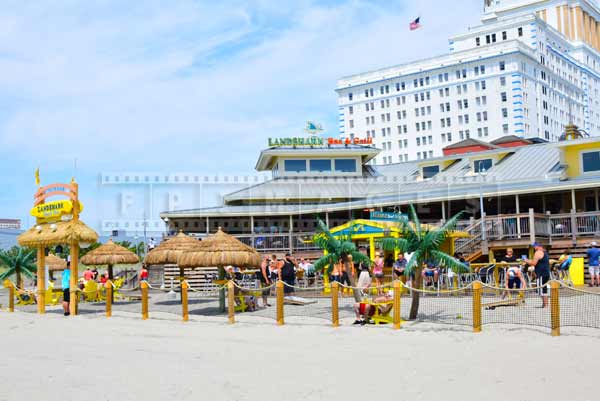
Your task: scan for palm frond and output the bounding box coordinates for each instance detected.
[0,267,16,281]
[378,237,410,253]
[350,251,371,267]
[403,250,422,277]
[430,250,470,273]
[407,204,422,239]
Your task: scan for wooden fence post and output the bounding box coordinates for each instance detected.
[393,280,401,330]
[331,281,339,327]
[105,281,112,318]
[141,281,149,320]
[276,281,284,326]
[182,280,189,322]
[228,280,235,324]
[473,281,482,333]
[550,281,561,337]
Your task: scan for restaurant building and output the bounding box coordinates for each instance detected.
[160,132,600,262]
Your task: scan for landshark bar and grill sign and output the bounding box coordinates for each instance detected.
[268,136,373,147]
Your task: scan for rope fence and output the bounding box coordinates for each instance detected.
[3,278,600,336]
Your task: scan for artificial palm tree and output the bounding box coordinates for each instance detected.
[0,247,37,289]
[313,219,371,302]
[380,205,469,320]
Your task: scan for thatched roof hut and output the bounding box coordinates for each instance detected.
[80,239,140,266]
[46,254,67,272]
[178,228,261,268]
[144,231,202,265]
[18,220,98,248]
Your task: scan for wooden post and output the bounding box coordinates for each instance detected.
[276,280,284,326]
[69,242,79,316]
[393,280,401,330]
[528,208,536,244]
[8,282,14,312]
[473,281,482,333]
[37,247,46,314]
[141,281,149,320]
[105,281,112,318]
[227,280,235,324]
[182,280,189,322]
[550,281,560,337]
[331,281,339,327]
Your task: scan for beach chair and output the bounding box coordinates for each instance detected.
[82,280,99,302]
[112,278,125,300]
[44,282,61,306]
[365,300,393,325]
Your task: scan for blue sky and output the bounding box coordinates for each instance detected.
[0,0,482,227]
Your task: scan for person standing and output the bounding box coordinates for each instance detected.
[372,252,385,294]
[148,237,156,251]
[257,256,271,307]
[525,242,550,308]
[280,254,296,295]
[269,254,281,283]
[587,242,600,287]
[139,264,149,282]
[62,262,71,316]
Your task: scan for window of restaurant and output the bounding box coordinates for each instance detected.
[334,159,357,172]
[582,150,600,173]
[309,159,332,172]
[284,159,307,173]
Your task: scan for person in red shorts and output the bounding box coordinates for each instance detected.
[352,293,393,325]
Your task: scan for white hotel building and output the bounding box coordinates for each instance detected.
[337,0,600,164]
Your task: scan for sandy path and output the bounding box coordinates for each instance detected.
[0,311,598,401]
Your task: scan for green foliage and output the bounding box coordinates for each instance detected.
[0,247,37,286]
[378,204,469,276]
[312,219,370,274]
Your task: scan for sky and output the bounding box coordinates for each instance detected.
[0,0,483,228]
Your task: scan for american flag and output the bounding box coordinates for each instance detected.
[409,17,421,31]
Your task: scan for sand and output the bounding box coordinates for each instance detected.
[1,307,599,401]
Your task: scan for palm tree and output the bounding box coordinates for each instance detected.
[380,205,469,320]
[0,247,37,289]
[313,219,371,302]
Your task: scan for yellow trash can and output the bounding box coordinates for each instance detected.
[570,257,585,286]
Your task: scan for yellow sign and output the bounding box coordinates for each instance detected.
[30,200,84,222]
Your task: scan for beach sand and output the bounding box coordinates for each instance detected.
[1,309,599,401]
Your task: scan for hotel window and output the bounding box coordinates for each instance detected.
[349,93,353,101]
[416,137,421,146]
[422,165,440,179]
[482,96,486,105]
[503,124,509,134]
[447,132,452,141]
[582,151,600,173]
[476,37,480,46]
[499,61,505,71]
[501,92,507,102]
[474,159,492,173]
[441,133,446,142]
[491,33,496,43]
[518,27,523,37]
[349,106,353,115]
[502,108,508,118]
[486,34,491,44]
[349,120,354,128]
[481,65,485,74]
[284,160,307,173]
[500,76,506,86]
[380,100,385,108]
[502,31,507,40]
[482,111,488,121]
[477,127,483,136]
[334,159,357,173]
[428,135,433,144]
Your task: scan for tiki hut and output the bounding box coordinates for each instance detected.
[144,231,203,283]
[80,239,140,280]
[46,254,67,272]
[178,228,261,311]
[18,220,98,249]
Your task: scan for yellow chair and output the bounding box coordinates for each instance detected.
[15,290,36,305]
[82,280,99,302]
[112,277,125,300]
[45,282,61,306]
[366,300,394,325]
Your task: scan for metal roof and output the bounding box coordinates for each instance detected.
[161,139,600,218]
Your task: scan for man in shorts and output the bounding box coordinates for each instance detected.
[62,261,71,316]
[587,242,600,287]
[422,262,439,289]
[525,242,550,308]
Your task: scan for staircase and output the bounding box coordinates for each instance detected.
[454,219,484,261]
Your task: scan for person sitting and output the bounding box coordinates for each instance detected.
[393,254,407,278]
[100,271,109,285]
[422,262,439,289]
[353,292,393,325]
[556,251,572,271]
[501,248,517,263]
